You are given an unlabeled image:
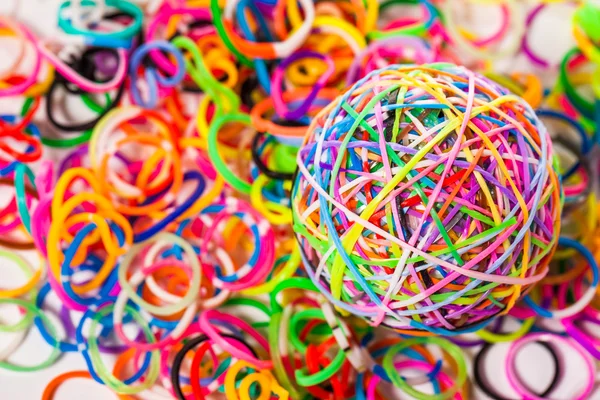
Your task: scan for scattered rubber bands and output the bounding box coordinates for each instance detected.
[0,0,599,399]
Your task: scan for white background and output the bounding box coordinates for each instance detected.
[0,0,599,399]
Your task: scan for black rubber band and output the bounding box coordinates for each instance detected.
[170,334,259,400]
[251,131,295,181]
[473,341,560,400]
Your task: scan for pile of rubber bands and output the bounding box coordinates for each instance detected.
[1,0,600,399]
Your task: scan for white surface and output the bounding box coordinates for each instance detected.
[0,0,599,399]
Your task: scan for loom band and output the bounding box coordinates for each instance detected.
[1,97,41,135]
[272,53,334,120]
[0,20,26,79]
[206,112,255,193]
[367,0,437,40]
[367,360,456,400]
[0,201,26,235]
[88,110,178,176]
[250,132,294,181]
[561,312,600,359]
[59,207,129,256]
[98,149,177,206]
[0,249,42,302]
[0,65,56,98]
[537,108,591,155]
[0,19,42,96]
[241,250,301,298]
[198,310,272,369]
[164,93,192,131]
[0,116,42,161]
[47,199,131,285]
[114,350,176,400]
[172,38,240,115]
[170,335,258,400]
[199,49,239,90]
[381,337,466,400]
[250,175,293,225]
[145,5,212,74]
[45,77,125,134]
[119,233,201,317]
[268,312,305,399]
[520,3,571,69]
[208,221,267,286]
[474,316,535,343]
[84,304,160,393]
[221,0,314,60]
[91,139,183,213]
[251,88,339,138]
[346,37,434,84]
[58,0,143,41]
[506,333,595,400]
[129,41,186,109]
[560,48,595,120]
[0,293,36,335]
[524,237,598,319]
[474,340,559,400]
[13,162,37,234]
[114,268,197,352]
[441,0,524,61]
[268,276,321,313]
[573,16,600,66]
[59,226,123,309]
[34,281,95,352]
[225,360,287,400]
[132,171,206,243]
[0,298,62,372]
[38,39,128,93]
[284,58,331,87]
[42,371,110,400]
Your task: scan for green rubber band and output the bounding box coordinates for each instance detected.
[210,0,253,68]
[382,337,467,400]
[560,47,595,120]
[58,0,143,41]
[87,303,160,394]
[14,163,36,234]
[268,311,304,399]
[208,112,253,194]
[270,277,318,313]
[0,298,61,372]
[289,308,346,387]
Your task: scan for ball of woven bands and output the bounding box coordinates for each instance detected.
[291,64,562,335]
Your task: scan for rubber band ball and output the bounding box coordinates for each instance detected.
[291,63,563,335]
